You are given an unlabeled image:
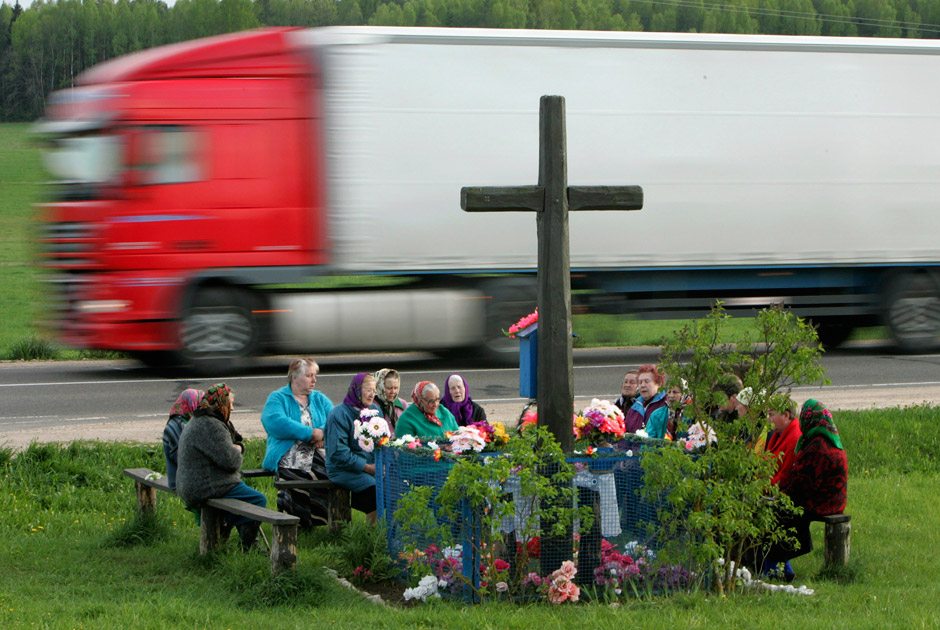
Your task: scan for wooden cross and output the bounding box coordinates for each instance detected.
[461,95,643,452]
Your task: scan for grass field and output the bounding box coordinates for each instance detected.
[0,123,887,360]
[1,406,938,628]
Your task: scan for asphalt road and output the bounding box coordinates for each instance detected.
[3,341,940,449]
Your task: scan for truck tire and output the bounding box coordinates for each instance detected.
[478,277,538,365]
[883,272,940,353]
[179,287,259,372]
[810,318,855,350]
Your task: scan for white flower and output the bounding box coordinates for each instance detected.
[634,429,649,439]
[626,449,634,457]
[403,574,441,602]
[366,417,390,438]
[358,436,375,453]
[427,441,439,450]
[353,419,363,435]
[496,581,508,592]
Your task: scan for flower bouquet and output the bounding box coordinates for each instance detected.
[448,425,488,454]
[353,408,391,453]
[504,308,538,338]
[574,398,626,444]
[467,420,510,451]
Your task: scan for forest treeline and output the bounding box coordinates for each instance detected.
[1,0,938,121]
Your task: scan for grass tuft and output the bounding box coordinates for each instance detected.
[105,513,172,548]
[6,335,58,361]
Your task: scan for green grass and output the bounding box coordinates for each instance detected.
[571,313,886,348]
[0,123,46,358]
[1,407,938,628]
[0,122,889,360]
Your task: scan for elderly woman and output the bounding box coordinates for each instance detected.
[394,381,459,439]
[177,383,266,551]
[162,388,203,490]
[261,358,333,472]
[763,399,848,575]
[623,364,667,434]
[441,373,486,427]
[614,371,638,414]
[374,368,409,434]
[261,358,334,528]
[325,373,383,523]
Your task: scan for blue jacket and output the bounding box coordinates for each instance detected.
[260,385,333,471]
[325,403,382,493]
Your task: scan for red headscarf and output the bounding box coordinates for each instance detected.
[411,380,441,427]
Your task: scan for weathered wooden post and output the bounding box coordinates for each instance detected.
[461,95,643,452]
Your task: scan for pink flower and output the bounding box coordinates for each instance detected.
[556,560,577,580]
[496,581,509,592]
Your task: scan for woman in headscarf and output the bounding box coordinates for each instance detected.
[374,368,409,435]
[763,399,848,571]
[176,383,267,551]
[325,373,383,523]
[162,388,203,490]
[394,381,459,440]
[441,373,486,427]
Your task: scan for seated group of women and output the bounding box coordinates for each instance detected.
[260,359,487,526]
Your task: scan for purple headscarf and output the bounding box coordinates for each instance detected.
[342,373,369,409]
[442,373,475,426]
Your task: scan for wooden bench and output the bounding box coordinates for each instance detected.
[123,467,299,575]
[811,513,851,570]
[273,478,352,533]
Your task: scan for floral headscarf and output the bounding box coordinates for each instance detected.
[411,380,442,427]
[795,398,844,453]
[169,388,202,422]
[342,373,369,410]
[374,368,392,403]
[441,373,474,426]
[199,382,233,423]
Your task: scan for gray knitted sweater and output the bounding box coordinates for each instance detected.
[176,410,243,506]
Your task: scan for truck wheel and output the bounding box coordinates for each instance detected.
[179,287,259,371]
[810,318,855,350]
[479,277,538,365]
[884,272,940,353]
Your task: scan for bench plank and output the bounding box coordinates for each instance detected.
[206,497,299,526]
[273,479,351,533]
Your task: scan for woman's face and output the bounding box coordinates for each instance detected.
[360,381,376,407]
[448,376,466,403]
[666,386,683,405]
[622,373,638,397]
[292,364,318,395]
[421,386,441,414]
[384,377,400,401]
[637,372,659,400]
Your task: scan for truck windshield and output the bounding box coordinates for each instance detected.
[41,133,121,199]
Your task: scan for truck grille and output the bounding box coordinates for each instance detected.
[39,221,95,267]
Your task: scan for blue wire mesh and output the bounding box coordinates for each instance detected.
[376,441,695,601]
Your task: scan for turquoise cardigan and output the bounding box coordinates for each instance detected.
[260,385,333,471]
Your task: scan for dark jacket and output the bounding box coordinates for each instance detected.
[176,410,243,506]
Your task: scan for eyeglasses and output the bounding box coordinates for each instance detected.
[423,397,441,404]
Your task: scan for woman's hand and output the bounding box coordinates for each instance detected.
[310,428,325,448]
[364,463,376,476]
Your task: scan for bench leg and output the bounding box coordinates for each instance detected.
[134,481,157,518]
[271,523,298,576]
[200,506,222,555]
[823,520,851,569]
[328,486,351,533]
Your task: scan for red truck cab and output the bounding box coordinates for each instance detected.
[37,28,325,366]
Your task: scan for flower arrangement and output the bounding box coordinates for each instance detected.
[546,560,580,603]
[353,409,390,453]
[504,308,538,337]
[448,425,488,454]
[574,398,627,443]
